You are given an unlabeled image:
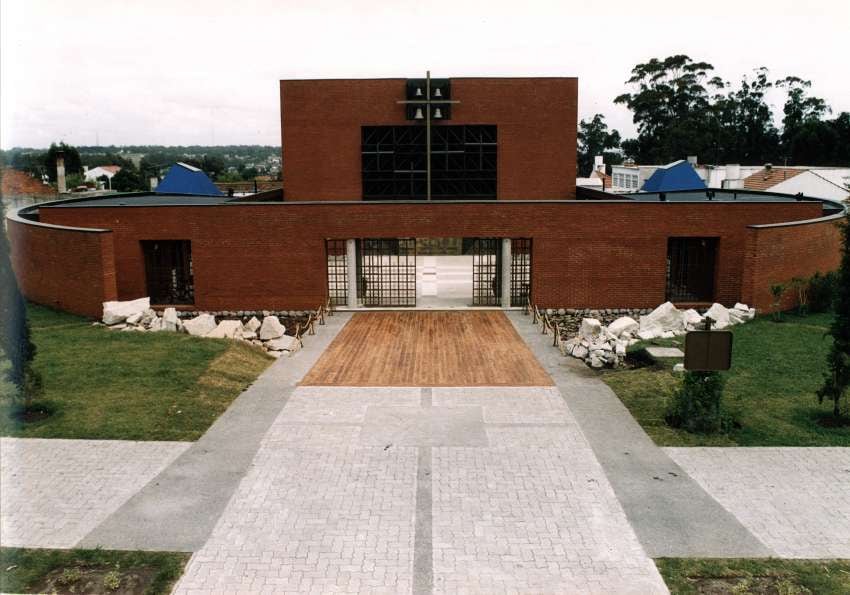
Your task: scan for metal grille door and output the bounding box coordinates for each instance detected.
[359,238,417,307]
[326,240,348,306]
[666,237,718,302]
[141,240,194,305]
[472,238,501,306]
[510,238,532,307]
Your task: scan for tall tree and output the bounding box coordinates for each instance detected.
[577,114,622,176]
[711,68,780,164]
[777,77,832,164]
[43,142,82,182]
[817,212,850,419]
[614,55,723,163]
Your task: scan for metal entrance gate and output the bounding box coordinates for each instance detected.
[471,238,501,306]
[510,238,532,307]
[359,238,417,307]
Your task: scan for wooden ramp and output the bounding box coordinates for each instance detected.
[301,311,553,387]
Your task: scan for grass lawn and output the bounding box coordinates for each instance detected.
[0,547,190,595]
[0,304,273,441]
[602,312,850,446]
[656,558,850,594]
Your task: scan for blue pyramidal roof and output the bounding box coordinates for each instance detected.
[156,162,223,196]
[641,160,706,192]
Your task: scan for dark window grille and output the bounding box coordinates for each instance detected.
[666,237,718,302]
[359,238,416,307]
[362,125,496,200]
[472,238,501,306]
[142,240,194,305]
[510,238,532,307]
[326,239,348,306]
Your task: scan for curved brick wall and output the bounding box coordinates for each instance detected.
[7,212,117,318]
[742,213,845,311]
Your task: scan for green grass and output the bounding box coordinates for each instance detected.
[0,304,272,441]
[603,312,850,446]
[656,558,850,594]
[0,547,190,594]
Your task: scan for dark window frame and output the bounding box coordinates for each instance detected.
[665,237,719,303]
[141,240,194,305]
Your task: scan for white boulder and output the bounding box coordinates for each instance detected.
[206,320,243,339]
[265,335,300,352]
[240,330,257,341]
[608,316,639,338]
[639,301,684,336]
[572,344,589,359]
[162,307,180,332]
[683,308,703,329]
[704,303,731,329]
[126,312,143,326]
[579,318,603,341]
[244,316,262,333]
[183,314,217,336]
[259,316,286,341]
[102,297,150,325]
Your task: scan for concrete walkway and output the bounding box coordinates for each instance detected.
[78,312,353,552]
[507,311,773,558]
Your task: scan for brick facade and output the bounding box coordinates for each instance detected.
[281,78,577,201]
[29,200,826,317]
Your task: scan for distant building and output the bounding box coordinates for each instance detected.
[84,165,122,188]
[743,166,850,202]
[641,160,707,192]
[156,162,223,196]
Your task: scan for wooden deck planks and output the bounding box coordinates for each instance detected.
[300,311,553,387]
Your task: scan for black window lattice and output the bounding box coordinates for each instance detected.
[472,238,501,306]
[142,240,194,305]
[510,238,532,307]
[326,240,348,306]
[362,125,496,200]
[666,238,718,302]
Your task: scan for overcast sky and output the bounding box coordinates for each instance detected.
[2,0,849,149]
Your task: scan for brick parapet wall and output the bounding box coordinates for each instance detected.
[7,216,117,318]
[29,200,830,315]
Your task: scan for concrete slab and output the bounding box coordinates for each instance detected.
[646,346,685,358]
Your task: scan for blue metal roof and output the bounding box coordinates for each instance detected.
[641,160,706,192]
[155,162,223,196]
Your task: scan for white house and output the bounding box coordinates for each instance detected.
[743,166,850,202]
[84,165,122,188]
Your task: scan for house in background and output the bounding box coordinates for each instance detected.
[156,162,223,196]
[84,165,122,189]
[743,166,850,202]
[641,160,707,192]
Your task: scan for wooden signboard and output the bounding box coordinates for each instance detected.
[684,330,733,371]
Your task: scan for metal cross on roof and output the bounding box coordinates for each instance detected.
[396,71,460,200]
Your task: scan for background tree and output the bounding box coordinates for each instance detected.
[43,142,82,182]
[817,212,850,419]
[111,166,145,192]
[577,114,622,176]
[776,77,833,165]
[241,166,260,181]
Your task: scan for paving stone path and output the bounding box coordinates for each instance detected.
[666,447,850,559]
[173,386,667,594]
[0,438,189,548]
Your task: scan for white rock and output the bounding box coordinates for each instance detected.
[265,335,300,352]
[638,329,659,341]
[162,307,180,332]
[206,320,243,339]
[607,316,639,338]
[268,351,283,359]
[746,307,756,320]
[183,314,217,336]
[579,318,603,341]
[661,330,676,339]
[728,308,747,325]
[148,317,163,332]
[572,345,588,359]
[639,301,684,336]
[615,341,627,356]
[589,355,603,368]
[704,303,731,329]
[259,316,286,341]
[240,330,257,341]
[683,308,703,328]
[126,312,143,326]
[673,363,685,374]
[102,297,150,325]
[244,316,262,333]
[733,302,750,312]
[627,338,639,346]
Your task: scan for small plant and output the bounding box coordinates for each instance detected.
[809,270,838,313]
[102,569,121,591]
[57,566,83,585]
[770,283,787,321]
[666,370,726,433]
[790,277,809,316]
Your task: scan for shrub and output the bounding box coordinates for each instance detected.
[818,213,850,419]
[770,283,787,321]
[666,370,726,433]
[809,271,838,313]
[790,277,809,316]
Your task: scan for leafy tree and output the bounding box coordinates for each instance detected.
[614,55,723,164]
[43,143,82,182]
[111,167,145,192]
[817,212,850,419]
[201,155,225,177]
[577,114,622,176]
[776,77,833,165]
[0,205,38,405]
[241,166,259,181]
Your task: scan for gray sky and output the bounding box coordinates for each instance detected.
[2,0,849,149]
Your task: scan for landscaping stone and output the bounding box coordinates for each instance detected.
[646,346,685,358]
[183,314,217,337]
[244,316,261,333]
[705,302,731,329]
[259,316,286,341]
[639,301,684,338]
[579,318,603,341]
[102,297,150,325]
[206,320,243,339]
[683,308,703,329]
[162,308,180,332]
[265,335,299,352]
[240,330,257,341]
[608,316,639,338]
[125,312,143,326]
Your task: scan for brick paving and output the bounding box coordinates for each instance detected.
[666,447,850,558]
[0,438,189,548]
[173,386,667,594]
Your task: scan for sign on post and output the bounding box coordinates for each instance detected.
[684,330,733,371]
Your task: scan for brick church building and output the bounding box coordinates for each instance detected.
[7,76,846,318]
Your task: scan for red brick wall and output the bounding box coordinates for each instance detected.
[33,201,827,314]
[281,78,577,201]
[7,217,117,318]
[742,216,844,310]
